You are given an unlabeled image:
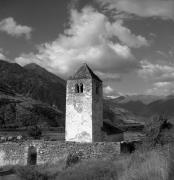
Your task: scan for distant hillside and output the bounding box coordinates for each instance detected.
[147,99,174,116]
[113,94,164,104]
[1,59,174,128]
[0,83,64,128]
[103,99,144,125]
[120,101,146,117]
[0,60,66,111]
[109,95,174,120]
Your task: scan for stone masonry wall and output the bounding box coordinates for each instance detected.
[92,79,103,142]
[65,79,93,142]
[0,141,120,167]
[0,143,28,167]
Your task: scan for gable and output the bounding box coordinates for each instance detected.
[69,63,102,82]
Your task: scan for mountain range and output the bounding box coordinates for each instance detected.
[112,94,165,104]
[0,59,174,128]
[0,60,65,128]
[109,95,174,123]
[0,60,66,111]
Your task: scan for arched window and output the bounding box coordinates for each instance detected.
[75,84,79,93]
[27,146,37,165]
[80,83,83,93]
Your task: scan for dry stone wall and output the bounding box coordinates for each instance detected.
[0,143,28,166]
[0,141,120,167]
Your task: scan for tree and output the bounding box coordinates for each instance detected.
[143,114,173,147]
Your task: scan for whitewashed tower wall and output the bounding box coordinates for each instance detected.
[65,64,103,142]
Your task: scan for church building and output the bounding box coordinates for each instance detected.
[65,63,103,142]
[65,63,141,144]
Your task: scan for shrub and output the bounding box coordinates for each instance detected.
[65,152,81,168]
[142,114,173,148]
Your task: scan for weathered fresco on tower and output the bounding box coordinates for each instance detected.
[65,64,103,142]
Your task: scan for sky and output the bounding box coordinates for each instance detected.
[0,0,174,97]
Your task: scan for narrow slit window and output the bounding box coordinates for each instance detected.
[75,84,79,93]
[80,83,83,93]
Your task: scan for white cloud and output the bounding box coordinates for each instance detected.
[138,60,174,82]
[103,85,122,97]
[97,0,174,20]
[15,7,147,78]
[0,49,7,60]
[169,49,174,57]
[104,85,115,94]
[0,17,32,39]
[95,71,121,81]
[0,53,6,60]
[106,20,149,48]
[139,60,174,95]
[156,50,168,58]
[146,82,174,95]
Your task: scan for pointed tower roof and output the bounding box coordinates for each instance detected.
[69,63,102,82]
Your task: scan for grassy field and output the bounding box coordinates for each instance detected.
[3,144,173,180]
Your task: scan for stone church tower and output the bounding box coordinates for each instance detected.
[65,63,103,142]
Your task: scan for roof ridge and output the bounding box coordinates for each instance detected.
[69,63,102,82]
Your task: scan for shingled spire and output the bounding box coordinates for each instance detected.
[69,63,102,82]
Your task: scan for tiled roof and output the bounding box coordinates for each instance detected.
[69,63,102,82]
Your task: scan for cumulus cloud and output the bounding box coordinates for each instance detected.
[0,53,6,60]
[0,17,32,39]
[138,60,174,82]
[97,0,174,20]
[103,85,122,97]
[106,20,149,48]
[146,82,174,95]
[104,85,115,94]
[95,71,121,81]
[0,49,7,60]
[139,60,174,95]
[15,6,147,78]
